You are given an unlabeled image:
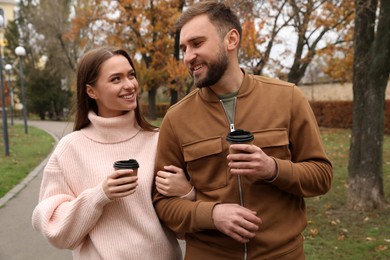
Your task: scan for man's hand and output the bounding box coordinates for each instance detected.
[227,144,277,181]
[212,204,262,243]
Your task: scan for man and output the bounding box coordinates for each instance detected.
[153,1,332,259]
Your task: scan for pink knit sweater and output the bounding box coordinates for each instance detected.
[32,111,182,259]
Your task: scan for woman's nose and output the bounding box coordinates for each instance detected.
[123,78,137,89]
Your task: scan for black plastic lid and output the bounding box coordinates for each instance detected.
[226,129,254,143]
[113,159,139,169]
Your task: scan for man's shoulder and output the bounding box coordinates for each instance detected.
[167,88,200,113]
[250,74,295,89]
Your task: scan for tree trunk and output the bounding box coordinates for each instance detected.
[148,87,157,120]
[169,0,185,106]
[348,0,390,210]
[170,88,178,105]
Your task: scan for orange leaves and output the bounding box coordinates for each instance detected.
[375,244,388,252]
[165,57,189,91]
[241,19,262,62]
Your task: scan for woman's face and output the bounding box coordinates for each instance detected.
[87,55,138,118]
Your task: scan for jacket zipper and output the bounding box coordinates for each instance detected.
[220,99,248,260]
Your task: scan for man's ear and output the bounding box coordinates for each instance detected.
[226,29,240,51]
[86,84,97,99]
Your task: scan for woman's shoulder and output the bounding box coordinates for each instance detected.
[53,131,85,154]
[58,130,84,144]
[140,128,159,138]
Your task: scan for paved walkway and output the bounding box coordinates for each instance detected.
[0,120,74,260]
[0,120,185,259]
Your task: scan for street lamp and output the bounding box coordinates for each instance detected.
[0,8,9,156]
[5,64,13,126]
[15,46,28,134]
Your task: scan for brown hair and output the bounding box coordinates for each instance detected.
[175,1,242,43]
[73,46,156,131]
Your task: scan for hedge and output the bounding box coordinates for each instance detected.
[309,100,390,135]
[142,100,390,135]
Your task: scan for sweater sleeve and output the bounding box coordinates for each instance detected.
[270,86,333,197]
[32,153,112,250]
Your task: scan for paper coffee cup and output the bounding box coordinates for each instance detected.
[226,129,254,154]
[113,159,139,176]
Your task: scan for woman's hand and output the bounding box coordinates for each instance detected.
[155,165,192,197]
[103,169,138,200]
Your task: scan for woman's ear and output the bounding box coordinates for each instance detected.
[86,84,97,99]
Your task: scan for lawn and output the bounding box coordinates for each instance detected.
[0,124,389,258]
[304,128,390,259]
[0,124,55,199]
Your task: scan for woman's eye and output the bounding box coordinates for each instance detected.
[128,73,135,79]
[111,76,120,82]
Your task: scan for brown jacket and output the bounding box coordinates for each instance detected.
[153,72,332,259]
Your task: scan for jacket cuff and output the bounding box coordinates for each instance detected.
[271,158,292,187]
[195,201,219,230]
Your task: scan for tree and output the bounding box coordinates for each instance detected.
[286,0,354,84]
[230,0,354,85]
[348,0,390,210]
[27,66,72,120]
[68,0,187,118]
[4,0,75,119]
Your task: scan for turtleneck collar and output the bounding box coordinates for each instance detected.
[80,111,141,143]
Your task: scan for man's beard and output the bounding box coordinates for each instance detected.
[193,48,228,89]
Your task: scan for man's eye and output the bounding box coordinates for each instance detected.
[194,41,202,47]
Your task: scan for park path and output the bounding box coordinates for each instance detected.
[0,120,73,260]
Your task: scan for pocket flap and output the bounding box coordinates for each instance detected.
[183,137,222,162]
[253,129,289,148]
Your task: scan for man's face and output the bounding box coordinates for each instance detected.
[179,14,228,88]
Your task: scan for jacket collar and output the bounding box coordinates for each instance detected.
[198,69,254,102]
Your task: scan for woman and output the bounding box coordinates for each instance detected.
[32,46,190,259]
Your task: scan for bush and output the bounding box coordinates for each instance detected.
[309,100,390,134]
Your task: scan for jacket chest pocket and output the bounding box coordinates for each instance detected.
[182,136,227,191]
[253,128,291,159]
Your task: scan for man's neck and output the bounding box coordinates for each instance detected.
[210,67,244,96]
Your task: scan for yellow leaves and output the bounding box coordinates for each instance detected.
[309,228,319,237]
[330,219,340,226]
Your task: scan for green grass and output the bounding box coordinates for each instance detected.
[304,128,390,259]
[0,123,389,258]
[0,124,55,199]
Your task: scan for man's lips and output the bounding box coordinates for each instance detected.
[191,64,205,76]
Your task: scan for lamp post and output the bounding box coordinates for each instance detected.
[15,46,28,134]
[5,64,13,125]
[0,8,9,156]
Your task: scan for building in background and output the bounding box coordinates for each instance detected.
[0,0,16,26]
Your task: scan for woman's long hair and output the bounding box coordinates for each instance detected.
[73,46,156,132]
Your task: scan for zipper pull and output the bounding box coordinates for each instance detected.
[230,123,235,132]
